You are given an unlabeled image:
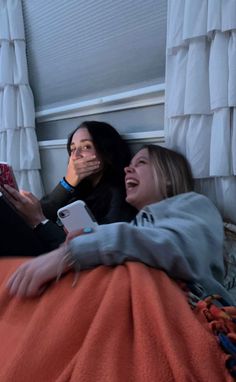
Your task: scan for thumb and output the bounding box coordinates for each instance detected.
[66,229,84,243]
[66,227,94,243]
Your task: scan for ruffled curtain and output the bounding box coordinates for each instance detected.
[0,0,44,197]
[165,0,236,223]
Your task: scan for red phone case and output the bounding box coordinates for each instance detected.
[0,162,18,190]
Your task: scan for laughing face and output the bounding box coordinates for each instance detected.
[124,148,164,210]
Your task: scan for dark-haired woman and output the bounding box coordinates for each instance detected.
[0,121,135,256]
[41,120,135,224]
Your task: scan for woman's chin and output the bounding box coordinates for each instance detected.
[126,195,138,210]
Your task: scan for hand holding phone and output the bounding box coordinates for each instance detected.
[0,162,18,190]
[57,200,97,233]
[1,184,46,228]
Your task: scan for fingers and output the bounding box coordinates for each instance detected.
[72,155,96,163]
[1,186,43,226]
[73,158,101,177]
[1,186,30,214]
[73,162,100,174]
[0,184,19,203]
[2,185,29,205]
[82,155,98,164]
[7,263,30,297]
[14,271,32,297]
[66,155,101,185]
[69,155,99,169]
[22,271,44,297]
[8,270,41,298]
[21,190,39,203]
[7,266,47,298]
[73,156,100,168]
[6,264,23,291]
[66,229,84,243]
[6,248,67,298]
[2,184,21,199]
[2,186,37,204]
[6,258,42,298]
[66,227,93,243]
[7,265,43,298]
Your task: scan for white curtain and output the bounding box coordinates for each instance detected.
[0,0,44,197]
[165,0,236,223]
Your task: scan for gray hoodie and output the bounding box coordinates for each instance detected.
[70,192,232,303]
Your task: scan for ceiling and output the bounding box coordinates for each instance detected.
[21,0,167,112]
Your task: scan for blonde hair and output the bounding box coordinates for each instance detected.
[143,145,194,199]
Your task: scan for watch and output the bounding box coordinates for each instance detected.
[33,218,49,231]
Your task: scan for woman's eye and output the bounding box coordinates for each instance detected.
[82,145,92,151]
[138,159,146,165]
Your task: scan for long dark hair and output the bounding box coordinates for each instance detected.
[67,121,131,186]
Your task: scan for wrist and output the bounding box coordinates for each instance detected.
[60,177,76,192]
[59,243,73,271]
[56,244,80,287]
[65,175,81,187]
[33,218,49,231]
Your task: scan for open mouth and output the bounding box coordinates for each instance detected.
[125,178,139,190]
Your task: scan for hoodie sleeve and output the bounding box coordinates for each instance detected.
[41,182,76,222]
[69,192,225,287]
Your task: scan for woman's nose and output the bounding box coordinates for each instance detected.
[124,165,134,174]
[72,148,83,158]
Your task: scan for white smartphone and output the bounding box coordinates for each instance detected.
[57,200,97,232]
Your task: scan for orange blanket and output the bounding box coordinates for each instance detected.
[0,258,233,382]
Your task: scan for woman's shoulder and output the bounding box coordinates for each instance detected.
[150,191,217,209]
[143,192,222,223]
[171,192,221,215]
